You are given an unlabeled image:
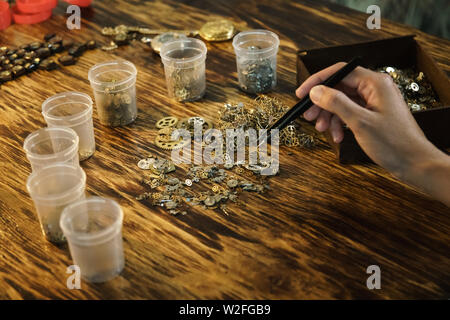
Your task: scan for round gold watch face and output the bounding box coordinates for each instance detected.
[151,32,187,53]
[199,19,236,41]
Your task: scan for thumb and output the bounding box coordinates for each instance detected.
[310,85,370,128]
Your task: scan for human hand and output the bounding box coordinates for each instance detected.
[296,62,435,177]
[296,62,450,206]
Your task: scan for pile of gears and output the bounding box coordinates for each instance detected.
[377,66,441,112]
[136,95,316,216]
[216,95,317,147]
[136,155,271,216]
[154,116,213,150]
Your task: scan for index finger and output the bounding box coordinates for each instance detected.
[295,62,373,99]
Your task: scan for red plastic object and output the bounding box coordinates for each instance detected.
[0,1,12,30]
[12,5,52,24]
[16,0,57,14]
[64,0,92,7]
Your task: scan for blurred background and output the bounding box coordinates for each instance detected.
[327,0,450,39]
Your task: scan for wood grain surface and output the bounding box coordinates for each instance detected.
[0,0,449,299]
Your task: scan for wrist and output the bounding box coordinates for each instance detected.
[403,143,450,205]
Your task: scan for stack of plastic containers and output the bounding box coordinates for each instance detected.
[12,0,57,25]
[0,1,12,30]
[23,84,125,283]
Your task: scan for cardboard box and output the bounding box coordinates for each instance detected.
[297,35,450,163]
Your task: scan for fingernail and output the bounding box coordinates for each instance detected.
[333,135,339,143]
[333,133,342,143]
[310,86,323,102]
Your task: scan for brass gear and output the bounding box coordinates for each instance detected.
[156,116,178,129]
[177,116,213,134]
[157,127,178,142]
[155,135,189,150]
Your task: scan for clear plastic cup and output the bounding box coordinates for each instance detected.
[26,164,86,244]
[23,127,80,172]
[60,197,125,283]
[42,92,96,161]
[88,60,137,127]
[160,37,207,102]
[232,29,280,94]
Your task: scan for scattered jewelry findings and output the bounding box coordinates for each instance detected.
[377,66,441,112]
[216,95,316,147]
[100,19,236,53]
[151,96,316,151]
[0,34,96,85]
[136,155,271,216]
[138,95,317,216]
[151,32,187,54]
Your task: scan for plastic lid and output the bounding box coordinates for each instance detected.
[26,163,86,203]
[16,0,57,14]
[12,5,52,24]
[60,197,124,245]
[160,37,207,69]
[64,0,92,7]
[23,126,79,160]
[232,29,280,56]
[42,91,94,126]
[0,1,12,30]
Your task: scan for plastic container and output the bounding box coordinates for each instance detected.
[0,1,12,30]
[11,4,52,24]
[16,0,57,14]
[160,37,207,102]
[60,197,125,283]
[42,92,95,161]
[23,127,80,172]
[63,0,92,7]
[88,60,138,127]
[26,164,86,244]
[232,30,280,94]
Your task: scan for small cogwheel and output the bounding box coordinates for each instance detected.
[156,116,178,129]
[152,193,162,200]
[235,167,244,174]
[155,135,189,150]
[200,172,208,179]
[157,127,178,142]
[177,117,213,133]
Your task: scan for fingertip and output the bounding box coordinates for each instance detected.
[333,132,343,143]
[303,105,321,121]
[295,86,306,98]
[315,117,328,132]
[303,109,313,121]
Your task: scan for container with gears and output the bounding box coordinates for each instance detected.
[232,30,279,94]
[160,38,207,102]
[88,60,138,127]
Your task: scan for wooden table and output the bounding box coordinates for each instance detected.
[1,0,449,300]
